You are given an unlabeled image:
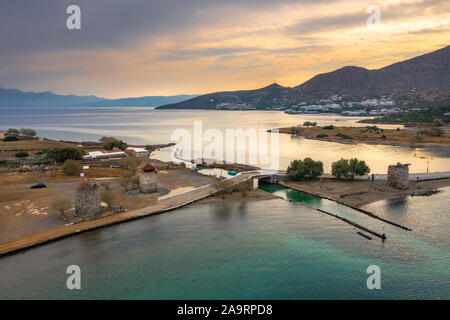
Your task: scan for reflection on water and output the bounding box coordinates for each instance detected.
[1,107,449,173]
[363,187,450,250]
[0,198,449,299]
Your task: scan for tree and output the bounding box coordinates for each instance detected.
[52,198,72,216]
[15,152,29,158]
[303,121,317,127]
[332,158,370,181]
[6,128,19,135]
[62,159,82,176]
[145,145,155,152]
[101,136,128,151]
[46,147,85,163]
[287,158,324,181]
[20,128,37,137]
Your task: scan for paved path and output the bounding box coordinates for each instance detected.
[0,172,258,256]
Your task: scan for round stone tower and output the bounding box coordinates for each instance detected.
[139,163,158,194]
[387,163,410,189]
[75,179,101,217]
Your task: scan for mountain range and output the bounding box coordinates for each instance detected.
[1,46,448,109]
[158,45,450,109]
[0,88,197,108]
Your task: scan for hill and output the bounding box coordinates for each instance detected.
[0,88,197,108]
[158,45,450,109]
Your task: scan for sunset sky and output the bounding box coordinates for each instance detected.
[0,0,449,98]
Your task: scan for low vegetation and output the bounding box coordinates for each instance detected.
[359,105,450,125]
[101,182,118,210]
[213,178,234,198]
[62,159,82,176]
[331,158,370,181]
[287,158,324,181]
[101,136,128,151]
[278,125,449,145]
[417,127,445,137]
[3,136,19,142]
[15,151,29,158]
[120,157,143,192]
[51,198,72,217]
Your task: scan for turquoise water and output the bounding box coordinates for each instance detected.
[0,188,449,299]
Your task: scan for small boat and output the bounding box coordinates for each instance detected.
[228,170,238,176]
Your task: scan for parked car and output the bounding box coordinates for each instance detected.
[30,182,46,189]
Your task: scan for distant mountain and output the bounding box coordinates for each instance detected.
[295,45,450,101]
[157,83,301,110]
[158,45,450,109]
[0,88,197,107]
[0,88,104,107]
[81,95,198,107]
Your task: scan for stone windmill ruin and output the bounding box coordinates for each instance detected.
[387,163,410,189]
[75,179,101,217]
[139,163,158,194]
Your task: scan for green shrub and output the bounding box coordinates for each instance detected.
[46,147,85,163]
[287,158,324,181]
[15,152,29,158]
[101,136,128,151]
[3,136,19,142]
[316,134,328,138]
[303,121,317,127]
[335,133,353,140]
[62,159,82,176]
[332,158,370,181]
[322,125,335,130]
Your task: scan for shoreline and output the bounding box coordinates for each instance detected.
[280,178,450,208]
[272,126,450,147]
[0,172,258,257]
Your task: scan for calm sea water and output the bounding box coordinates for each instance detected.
[0,187,448,299]
[0,107,448,299]
[1,106,449,173]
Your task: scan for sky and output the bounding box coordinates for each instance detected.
[0,0,449,98]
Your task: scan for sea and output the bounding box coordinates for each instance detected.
[0,106,449,299]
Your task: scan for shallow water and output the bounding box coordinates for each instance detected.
[0,186,449,300]
[1,107,449,173]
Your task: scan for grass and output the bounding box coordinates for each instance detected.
[278,126,450,145]
[0,139,73,151]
